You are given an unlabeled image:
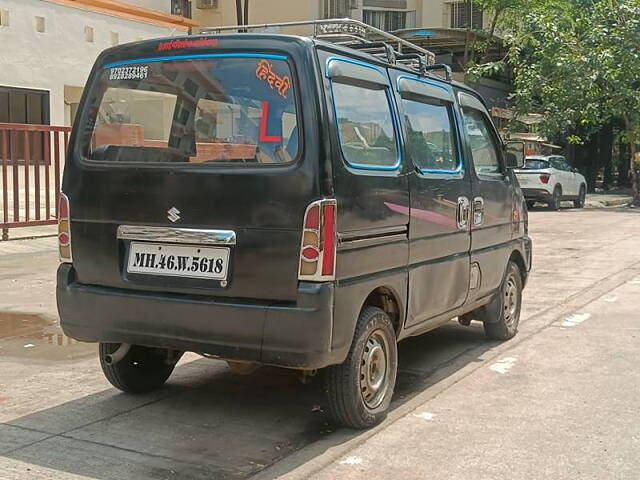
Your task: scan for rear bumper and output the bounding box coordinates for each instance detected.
[57,264,341,370]
[522,188,552,201]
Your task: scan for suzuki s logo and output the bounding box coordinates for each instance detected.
[167,207,181,223]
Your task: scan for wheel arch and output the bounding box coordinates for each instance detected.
[509,249,528,286]
[362,285,403,337]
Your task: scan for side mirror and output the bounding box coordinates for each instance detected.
[504,141,525,169]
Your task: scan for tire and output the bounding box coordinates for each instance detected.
[99,343,179,393]
[574,185,586,208]
[324,307,398,429]
[526,201,535,210]
[483,261,523,340]
[548,186,561,211]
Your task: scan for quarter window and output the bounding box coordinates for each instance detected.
[462,108,501,175]
[332,82,398,169]
[402,99,458,172]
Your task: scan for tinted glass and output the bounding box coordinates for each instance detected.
[81,57,299,165]
[524,159,550,170]
[332,82,398,168]
[402,99,458,172]
[462,108,501,175]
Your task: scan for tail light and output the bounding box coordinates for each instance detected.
[539,174,550,184]
[298,199,337,281]
[58,193,72,263]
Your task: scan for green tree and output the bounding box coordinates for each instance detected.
[473,0,640,204]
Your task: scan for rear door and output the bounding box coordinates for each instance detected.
[64,45,323,303]
[558,157,577,195]
[390,72,471,327]
[458,91,515,300]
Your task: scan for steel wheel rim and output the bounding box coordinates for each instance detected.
[503,275,519,328]
[360,329,391,409]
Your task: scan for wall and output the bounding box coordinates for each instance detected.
[0,0,184,126]
[122,0,172,14]
[193,0,320,31]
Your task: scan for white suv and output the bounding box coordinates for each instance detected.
[515,155,587,210]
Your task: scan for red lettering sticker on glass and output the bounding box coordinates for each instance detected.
[255,59,291,98]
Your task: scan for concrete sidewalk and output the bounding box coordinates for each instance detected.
[283,276,640,480]
[585,192,633,208]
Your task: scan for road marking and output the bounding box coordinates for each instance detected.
[489,357,517,374]
[603,296,618,303]
[560,313,591,327]
[628,279,640,285]
[339,456,363,465]
[413,412,436,421]
[23,344,35,348]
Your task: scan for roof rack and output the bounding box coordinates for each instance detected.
[198,18,438,76]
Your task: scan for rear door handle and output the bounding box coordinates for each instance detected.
[473,197,484,226]
[457,197,470,230]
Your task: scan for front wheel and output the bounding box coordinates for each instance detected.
[574,185,586,208]
[324,307,398,429]
[483,261,523,340]
[99,343,181,393]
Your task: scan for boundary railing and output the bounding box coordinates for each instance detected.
[0,123,70,240]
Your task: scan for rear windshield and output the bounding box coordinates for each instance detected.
[523,159,549,170]
[79,56,299,165]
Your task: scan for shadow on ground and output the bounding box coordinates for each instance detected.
[2,321,494,479]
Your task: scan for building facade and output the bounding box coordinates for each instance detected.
[188,0,488,31]
[0,0,195,127]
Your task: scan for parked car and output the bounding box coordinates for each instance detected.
[515,155,587,210]
[57,25,532,429]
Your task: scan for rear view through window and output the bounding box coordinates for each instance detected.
[81,56,299,165]
[523,159,550,170]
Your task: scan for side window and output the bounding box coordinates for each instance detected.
[462,107,502,175]
[402,99,459,172]
[550,158,563,170]
[332,82,399,169]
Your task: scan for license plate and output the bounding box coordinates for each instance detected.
[127,242,230,280]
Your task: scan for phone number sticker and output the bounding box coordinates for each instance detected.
[109,65,149,81]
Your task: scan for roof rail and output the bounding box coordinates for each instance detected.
[197,18,437,74]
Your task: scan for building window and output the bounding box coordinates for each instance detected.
[448,1,483,29]
[171,0,192,18]
[363,9,416,31]
[85,25,94,43]
[0,86,50,161]
[0,9,10,27]
[35,16,45,33]
[321,0,357,19]
[110,31,119,46]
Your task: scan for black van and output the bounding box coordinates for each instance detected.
[57,23,532,429]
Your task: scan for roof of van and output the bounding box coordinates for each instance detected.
[98,32,486,105]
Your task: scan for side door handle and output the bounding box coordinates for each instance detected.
[473,197,484,227]
[457,196,470,230]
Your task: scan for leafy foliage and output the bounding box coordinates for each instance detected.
[471,0,640,202]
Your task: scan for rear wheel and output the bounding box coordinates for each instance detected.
[548,186,561,211]
[574,185,586,208]
[483,261,523,340]
[99,343,180,393]
[324,307,397,429]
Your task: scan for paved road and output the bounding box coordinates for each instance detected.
[1,206,639,479]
